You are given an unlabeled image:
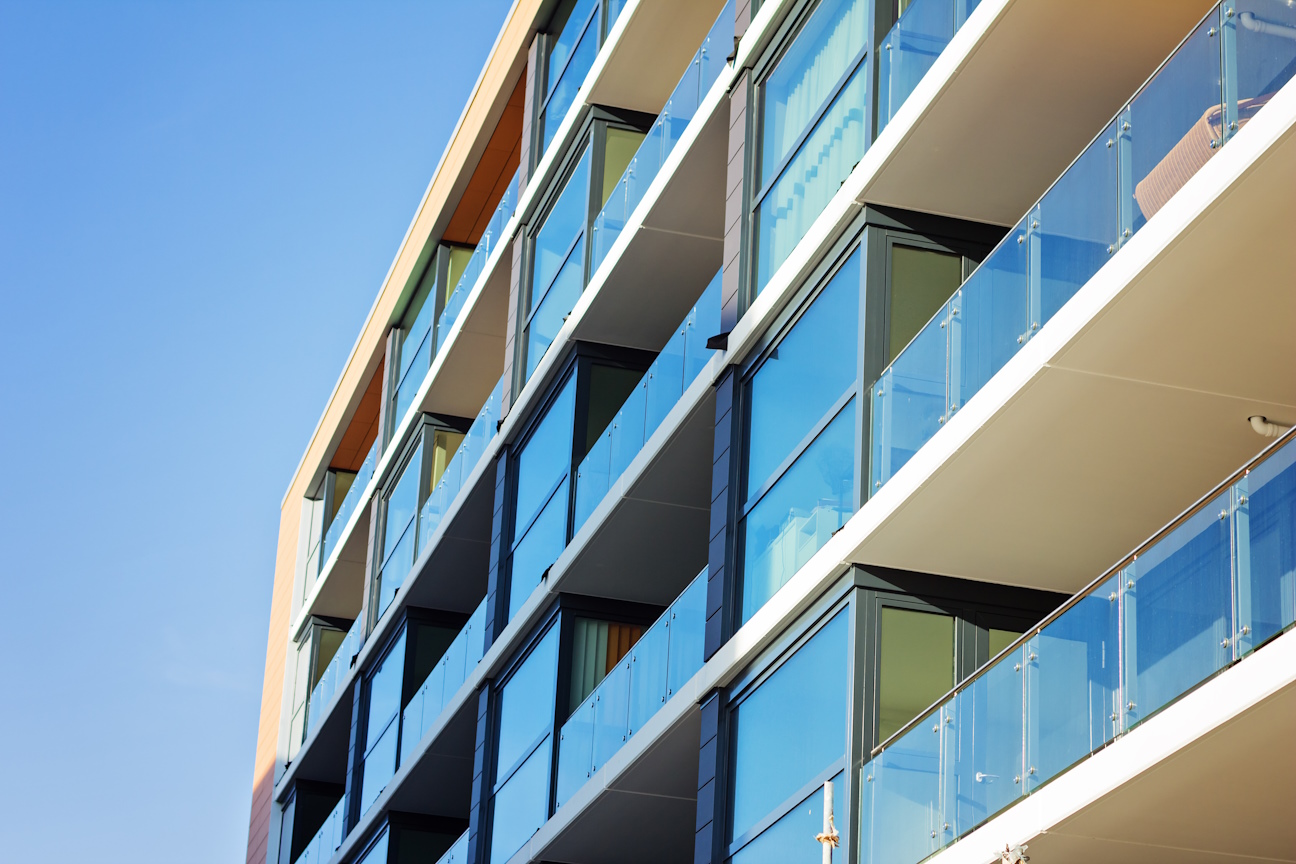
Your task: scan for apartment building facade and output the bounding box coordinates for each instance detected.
[246,0,1296,863]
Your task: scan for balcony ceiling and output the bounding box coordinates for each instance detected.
[1031,677,1296,862]
[848,82,1296,596]
[860,0,1218,226]
[587,0,729,116]
[573,71,728,353]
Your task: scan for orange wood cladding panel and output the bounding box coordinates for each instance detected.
[443,76,526,246]
[330,359,384,472]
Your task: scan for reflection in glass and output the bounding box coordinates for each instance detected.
[756,64,868,293]
[747,251,859,495]
[729,611,847,844]
[742,404,856,623]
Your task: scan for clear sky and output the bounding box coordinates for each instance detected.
[0,1,512,860]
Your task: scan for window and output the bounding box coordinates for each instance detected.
[876,606,954,740]
[391,260,439,434]
[358,630,407,818]
[521,118,653,388]
[753,0,870,295]
[509,378,577,622]
[739,249,861,623]
[535,0,631,158]
[376,441,425,621]
[489,624,560,864]
[727,610,849,857]
[523,146,591,383]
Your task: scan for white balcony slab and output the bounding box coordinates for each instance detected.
[859,0,1218,225]
[847,75,1296,595]
[919,627,1296,864]
[588,0,729,117]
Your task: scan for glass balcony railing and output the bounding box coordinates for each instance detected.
[417,376,504,545]
[293,793,347,864]
[433,830,469,864]
[437,170,519,354]
[306,614,365,740]
[555,570,707,809]
[319,437,379,581]
[399,600,488,763]
[589,0,734,272]
[877,0,982,134]
[859,428,1296,864]
[872,0,1296,491]
[572,271,721,531]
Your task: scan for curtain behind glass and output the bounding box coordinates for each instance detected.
[760,0,868,186]
[569,618,644,712]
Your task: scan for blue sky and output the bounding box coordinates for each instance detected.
[0,1,511,859]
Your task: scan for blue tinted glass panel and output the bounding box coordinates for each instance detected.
[356,828,389,864]
[515,379,576,532]
[877,0,954,132]
[1239,444,1296,650]
[531,149,591,313]
[1027,576,1119,787]
[1234,1,1296,130]
[666,575,706,698]
[360,719,398,815]
[742,404,856,623]
[490,736,552,864]
[760,0,868,185]
[367,630,407,751]
[747,249,859,496]
[555,697,594,809]
[729,611,848,843]
[950,223,1028,410]
[546,0,598,97]
[510,479,570,621]
[393,329,431,427]
[731,772,842,862]
[627,616,668,735]
[860,713,946,864]
[526,238,586,381]
[1036,122,1119,324]
[755,63,868,293]
[870,306,946,488]
[1128,17,1222,232]
[542,22,598,154]
[384,449,423,563]
[377,525,414,617]
[1124,492,1232,725]
[948,650,1024,833]
[496,626,559,782]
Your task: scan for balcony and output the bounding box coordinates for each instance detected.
[516,0,731,421]
[589,2,733,276]
[306,615,364,741]
[859,429,1296,864]
[860,0,1218,226]
[572,272,720,532]
[844,0,1296,594]
[399,600,488,762]
[554,570,706,810]
[291,793,346,864]
[437,173,518,357]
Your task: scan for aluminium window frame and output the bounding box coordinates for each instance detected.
[501,342,657,630]
[485,605,564,864]
[371,418,435,632]
[518,108,655,392]
[350,619,412,832]
[387,245,452,444]
[744,0,877,308]
[732,226,869,631]
[721,584,859,862]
